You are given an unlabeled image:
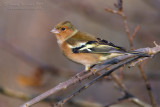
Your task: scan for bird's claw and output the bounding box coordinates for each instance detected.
[91,68,97,75]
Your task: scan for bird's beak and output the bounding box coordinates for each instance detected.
[50,28,59,34]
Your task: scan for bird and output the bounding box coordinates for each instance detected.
[51,21,148,71]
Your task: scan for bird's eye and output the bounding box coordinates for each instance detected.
[61,27,66,31]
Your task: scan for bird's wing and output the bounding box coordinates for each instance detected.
[72,38,127,54]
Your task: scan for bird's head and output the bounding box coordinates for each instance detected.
[51,21,78,43]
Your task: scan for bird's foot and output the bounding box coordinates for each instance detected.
[91,68,97,75]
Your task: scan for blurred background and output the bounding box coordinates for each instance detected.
[0,0,160,107]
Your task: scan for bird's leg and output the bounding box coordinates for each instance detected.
[88,64,99,75]
[91,68,98,75]
[85,65,92,72]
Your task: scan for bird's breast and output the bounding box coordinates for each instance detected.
[60,42,100,65]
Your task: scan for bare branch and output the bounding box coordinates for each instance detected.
[55,56,149,107]
[114,0,123,11]
[105,1,157,106]
[106,73,152,107]
[137,64,157,107]
[105,8,122,15]
[20,45,160,107]
[131,25,140,39]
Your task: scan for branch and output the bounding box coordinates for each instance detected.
[105,95,151,107]
[105,0,138,50]
[106,1,157,106]
[104,73,151,107]
[55,56,142,107]
[20,45,160,107]
[137,64,156,107]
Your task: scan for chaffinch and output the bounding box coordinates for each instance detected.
[51,21,147,71]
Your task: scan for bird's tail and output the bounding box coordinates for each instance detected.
[127,51,150,57]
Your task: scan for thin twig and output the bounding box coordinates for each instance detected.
[105,8,132,49]
[129,98,152,107]
[106,1,157,106]
[108,73,151,107]
[131,25,140,39]
[119,4,157,107]
[116,0,123,11]
[111,73,126,91]
[138,64,156,107]
[105,96,151,107]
